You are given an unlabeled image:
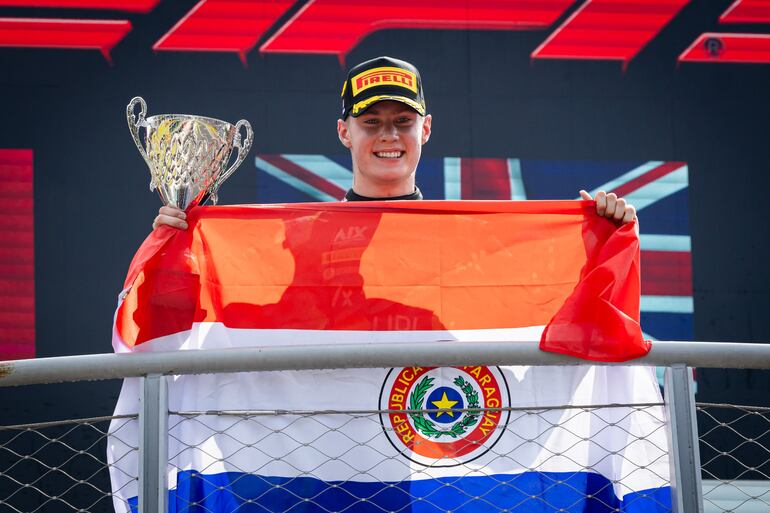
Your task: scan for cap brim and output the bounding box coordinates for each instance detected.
[350,95,426,117]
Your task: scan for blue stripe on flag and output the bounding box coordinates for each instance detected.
[520,160,646,200]
[641,312,694,340]
[415,156,447,199]
[129,471,671,513]
[256,161,320,203]
[632,189,690,235]
[326,154,353,170]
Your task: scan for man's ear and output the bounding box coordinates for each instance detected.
[337,119,352,148]
[421,114,432,145]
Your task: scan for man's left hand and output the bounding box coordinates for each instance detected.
[579,190,637,225]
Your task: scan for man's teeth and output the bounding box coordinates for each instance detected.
[376,151,403,158]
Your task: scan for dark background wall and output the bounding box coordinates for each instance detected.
[0,0,768,424]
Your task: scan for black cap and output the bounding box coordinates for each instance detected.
[341,56,426,119]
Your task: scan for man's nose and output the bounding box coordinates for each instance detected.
[379,122,398,141]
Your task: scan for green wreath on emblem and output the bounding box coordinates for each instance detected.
[408,375,480,439]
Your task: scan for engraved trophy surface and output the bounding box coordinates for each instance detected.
[126,96,253,209]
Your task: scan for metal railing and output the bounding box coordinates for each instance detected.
[0,340,768,513]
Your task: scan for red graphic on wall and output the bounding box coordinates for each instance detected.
[680,1,770,64]
[0,0,768,65]
[0,18,131,61]
[720,0,770,24]
[153,0,294,63]
[679,33,770,64]
[0,0,148,60]
[0,149,35,361]
[260,0,573,61]
[531,0,689,69]
[0,0,158,11]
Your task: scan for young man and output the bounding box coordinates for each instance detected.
[152,56,636,229]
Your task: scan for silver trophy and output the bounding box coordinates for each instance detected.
[126,96,253,209]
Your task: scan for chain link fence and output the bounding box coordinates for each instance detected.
[4,396,769,512]
[698,403,770,513]
[163,402,671,513]
[0,405,677,513]
[0,415,137,513]
[0,342,769,512]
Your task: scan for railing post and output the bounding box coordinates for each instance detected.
[664,364,704,513]
[139,374,168,512]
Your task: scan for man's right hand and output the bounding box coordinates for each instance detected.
[152,206,188,230]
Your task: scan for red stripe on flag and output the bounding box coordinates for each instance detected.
[260,154,346,200]
[460,158,511,200]
[611,161,685,197]
[118,201,649,361]
[641,250,692,296]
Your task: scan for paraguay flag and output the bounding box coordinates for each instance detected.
[257,155,694,344]
[109,201,670,512]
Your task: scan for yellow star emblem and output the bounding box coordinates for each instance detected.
[431,392,459,418]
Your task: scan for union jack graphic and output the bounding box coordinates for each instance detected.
[255,154,693,343]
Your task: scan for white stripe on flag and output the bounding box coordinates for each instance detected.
[255,157,338,202]
[583,161,664,198]
[507,158,527,200]
[110,363,669,511]
[444,157,461,200]
[624,165,688,211]
[641,295,694,314]
[639,234,692,252]
[109,318,670,513]
[116,323,550,354]
[283,154,353,191]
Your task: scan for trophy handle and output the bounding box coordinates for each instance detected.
[126,96,155,190]
[209,119,253,205]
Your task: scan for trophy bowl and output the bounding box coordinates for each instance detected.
[127,96,253,210]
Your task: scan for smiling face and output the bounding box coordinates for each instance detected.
[337,100,432,198]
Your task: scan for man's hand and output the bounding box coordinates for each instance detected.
[152,206,188,230]
[579,190,637,225]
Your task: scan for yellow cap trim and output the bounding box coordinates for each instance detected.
[340,80,347,98]
[351,94,426,117]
